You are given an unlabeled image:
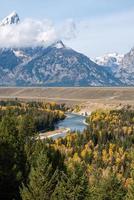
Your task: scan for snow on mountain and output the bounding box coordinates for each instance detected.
[95,48,134,86]
[115,47,134,85]
[122,47,134,72]
[52,40,66,49]
[0,11,20,26]
[13,50,29,60]
[95,53,124,69]
[0,41,122,86]
[0,12,133,86]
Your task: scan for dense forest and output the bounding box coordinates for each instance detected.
[0,100,134,200]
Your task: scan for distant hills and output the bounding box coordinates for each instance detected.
[0,12,133,86]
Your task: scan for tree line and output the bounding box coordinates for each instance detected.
[0,101,134,199]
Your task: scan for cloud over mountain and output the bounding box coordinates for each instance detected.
[0,12,77,48]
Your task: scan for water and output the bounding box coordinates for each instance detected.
[56,113,87,132]
[52,113,87,139]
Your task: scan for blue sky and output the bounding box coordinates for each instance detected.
[1,0,134,21]
[1,0,134,57]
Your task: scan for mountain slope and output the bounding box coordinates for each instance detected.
[0,11,20,26]
[0,12,132,86]
[95,53,124,74]
[0,41,122,86]
[115,47,134,85]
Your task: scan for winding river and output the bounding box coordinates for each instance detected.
[53,113,87,139]
[38,113,88,140]
[57,113,87,131]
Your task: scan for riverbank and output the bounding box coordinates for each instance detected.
[37,112,87,139]
[72,110,91,117]
[83,119,89,125]
[38,128,70,140]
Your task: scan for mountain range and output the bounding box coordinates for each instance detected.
[0,12,133,86]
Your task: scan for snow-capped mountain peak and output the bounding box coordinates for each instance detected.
[0,11,20,26]
[95,53,124,68]
[51,40,66,49]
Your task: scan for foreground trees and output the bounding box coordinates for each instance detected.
[0,101,65,200]
[50,108,134,199]
[90,175,126,200]
[0,100,134,199]
[0,114,27,200]
[21,151,59,200]
[52,164,89,200]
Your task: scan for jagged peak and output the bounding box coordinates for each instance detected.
[0,11,20,26]
[128,46,134,56]
[51,40,66,49]
[95,52,124,67]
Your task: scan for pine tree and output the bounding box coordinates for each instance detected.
[125,169,134,200]
[0,140,22,200]
[90,175,126,200]
[126,183,134,200]
[20,151,58,200]
[51,164,89,200]
[0,115,26,200]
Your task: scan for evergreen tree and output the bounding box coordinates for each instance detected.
[19,114,36,138]
[0,140,22,200]
[126,183,134,200]
[0,115,26,200]
[51,164,89,200]
[125,169,134,200]
[90,175,126,200]
[21,151,59,200]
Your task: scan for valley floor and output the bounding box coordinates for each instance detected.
[0,87,134,112]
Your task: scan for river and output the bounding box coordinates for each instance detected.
[38,113,88,140]
[52,113,87,139]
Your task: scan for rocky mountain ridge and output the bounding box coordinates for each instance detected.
[0,12,133,86]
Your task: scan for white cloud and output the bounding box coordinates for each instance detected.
[0,9,133,58]
[0,18,77,48]
[66,9,134,58]
[58,19,77,40]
